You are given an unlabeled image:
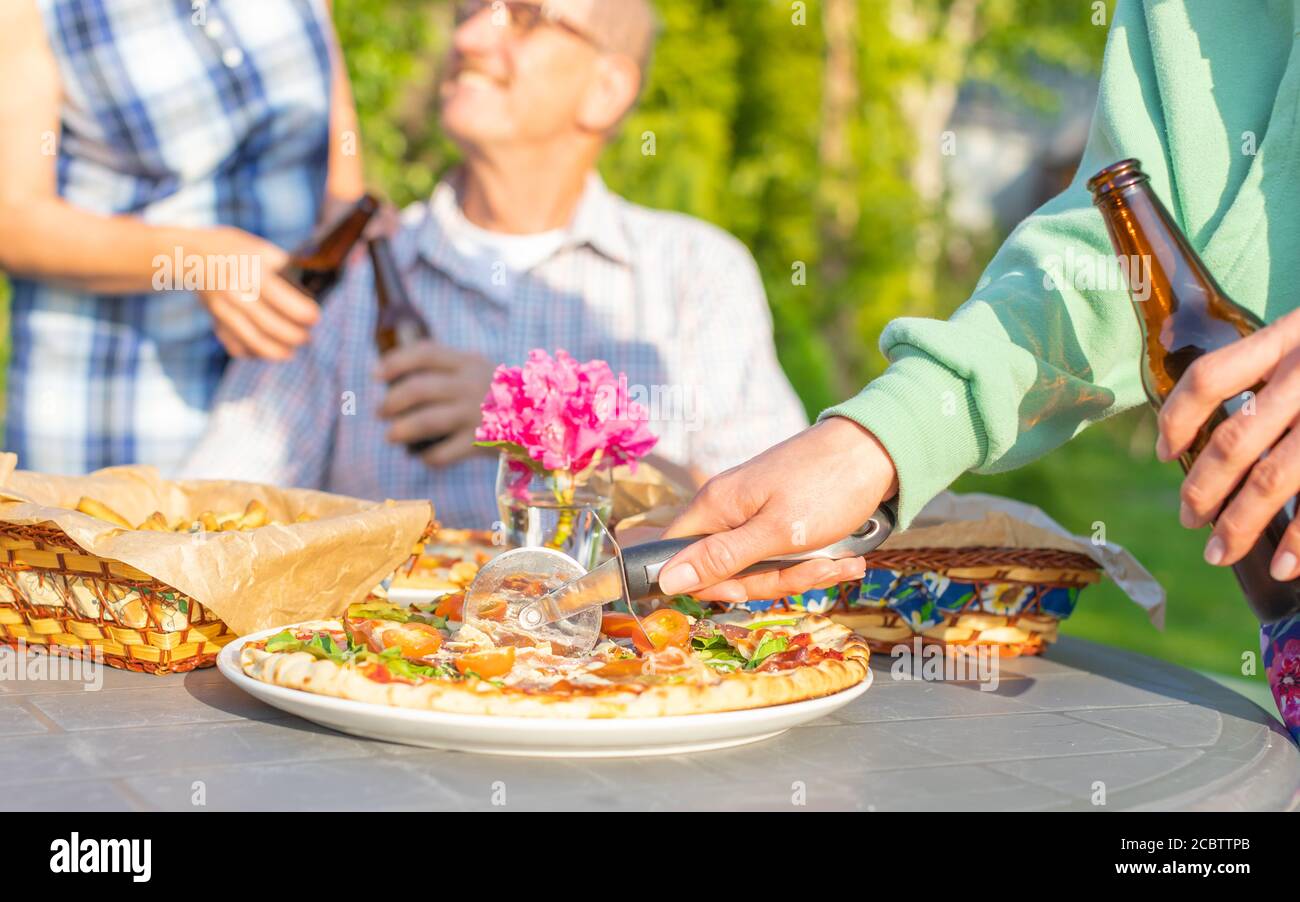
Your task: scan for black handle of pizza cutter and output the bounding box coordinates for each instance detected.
[619,499,897,599]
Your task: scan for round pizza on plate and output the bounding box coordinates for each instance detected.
[239,598,870,719]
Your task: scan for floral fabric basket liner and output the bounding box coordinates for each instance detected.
[0,454,432,674]
[736,493,1163,655]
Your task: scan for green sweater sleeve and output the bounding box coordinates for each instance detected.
[823,0,1299,527]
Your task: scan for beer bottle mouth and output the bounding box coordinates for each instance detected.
[1087,158,1148,200]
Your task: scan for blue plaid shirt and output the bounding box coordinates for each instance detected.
[181,175,810,528]
[4,0,332,475]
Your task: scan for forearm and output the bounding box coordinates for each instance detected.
[323,7,364,208]
[825,205,1147,526]
[0,197,213,294]
[0,0,207,294]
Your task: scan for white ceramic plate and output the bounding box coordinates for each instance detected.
[218,628,872,758]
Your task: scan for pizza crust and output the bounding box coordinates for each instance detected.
[240,614,870,719]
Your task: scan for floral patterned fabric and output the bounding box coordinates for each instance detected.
[1262,615,1300,743]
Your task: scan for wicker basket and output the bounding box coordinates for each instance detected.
[862,546,1099,573]
[0,522,235,674]
[719,545,1102,657]
[0,518,441,675]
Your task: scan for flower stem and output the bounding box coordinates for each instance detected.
[545,469,577,551]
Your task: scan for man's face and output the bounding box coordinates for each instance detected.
[441,1,602,150]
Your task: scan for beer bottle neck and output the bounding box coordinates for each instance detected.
[368,238,431,347]
[1089,159,1262,402]
[292,194,379,270]
[369,238,402,313]
[1093,177,1223,329]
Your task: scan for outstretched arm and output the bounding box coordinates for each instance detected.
[660,0,1194,599]
[0,0,322,360]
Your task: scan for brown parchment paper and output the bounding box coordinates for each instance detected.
[0,453,431,635]
[615,487,1165,628]
[609,461,693,525]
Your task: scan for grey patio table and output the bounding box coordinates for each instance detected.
[1,635,1296,811]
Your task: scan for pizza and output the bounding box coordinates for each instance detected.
[239,597,870,719]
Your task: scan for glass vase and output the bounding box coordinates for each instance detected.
[494,454,614,570]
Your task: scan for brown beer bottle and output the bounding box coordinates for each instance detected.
[368,236,446,455]
[1088,158,1300,624]
[281,194,380,300]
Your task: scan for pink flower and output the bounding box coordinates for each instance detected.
[475,349,658,476]
[1267,638,1300,728]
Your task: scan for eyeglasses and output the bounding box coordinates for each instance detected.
[454,1,602,49]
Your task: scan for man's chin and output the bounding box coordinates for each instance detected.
[441,105,513,148]
[441,123,508,156]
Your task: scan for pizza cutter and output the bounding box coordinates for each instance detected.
[459,546,595,654]
[461,501,897,656]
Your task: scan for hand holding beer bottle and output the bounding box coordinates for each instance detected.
[281,194,380,301]
[193,227,320,361]
[1090,158,1300,623]
[371,237,496,467]
[196,194,379,361]
[1158,310,1300,578]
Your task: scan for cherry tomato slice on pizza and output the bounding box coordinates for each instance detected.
[434,592,465,621]
[455,647,516,679]
[601,612,647,641]
[382,622,444,658]
[633,609,690,654]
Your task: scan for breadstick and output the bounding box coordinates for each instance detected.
[239,499,269,530]
[75,497,133,529]
[137,512,170,531]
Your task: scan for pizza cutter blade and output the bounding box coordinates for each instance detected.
[460,546,601,656]
[463,501,898,657]
[520,499,899,631]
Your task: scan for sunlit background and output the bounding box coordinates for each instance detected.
[0,0,1268,706]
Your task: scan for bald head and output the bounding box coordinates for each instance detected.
[551,0,659,83]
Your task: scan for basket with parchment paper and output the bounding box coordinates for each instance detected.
[0,454,433,674]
